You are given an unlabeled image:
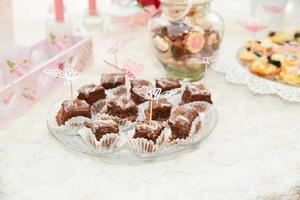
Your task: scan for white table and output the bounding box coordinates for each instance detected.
[1,0,300,199]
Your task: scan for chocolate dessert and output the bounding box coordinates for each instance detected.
[84,115,119,141]
[145,98,172,121]
[181,83,212,105]
[168,106,199,140]
[133,120,165,143]
[56,99,91,126]
[112,85,128,97]
[130,79,153,105]
[106,96,138,121]
[100,73,125,89]
[155,77,181,93]
[77,84,106,105]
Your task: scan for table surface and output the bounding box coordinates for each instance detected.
[1,0,300,200]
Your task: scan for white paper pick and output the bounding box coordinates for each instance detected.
[43,68,80,99]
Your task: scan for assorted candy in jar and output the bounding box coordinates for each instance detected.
[149,0,224,81]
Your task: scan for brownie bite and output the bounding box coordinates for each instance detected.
[112,85,128,97]
[56,99,91,126]
[168,106,199,139]
[181,83,212,105]
[133,120,165,143]
[77,84,106,105]
[100,73,125,89]
[145,98,172,121]
[130,79,153,105]
[84,115,119,141]
[106,96,138,121]
[155,77,181,93]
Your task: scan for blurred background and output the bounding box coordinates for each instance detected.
[5,0,299,46]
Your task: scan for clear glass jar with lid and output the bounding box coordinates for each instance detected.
[149,0,224,81]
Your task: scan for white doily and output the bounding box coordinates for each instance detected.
[212,36,300,102]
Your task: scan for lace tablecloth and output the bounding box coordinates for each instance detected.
[1,0,300,199]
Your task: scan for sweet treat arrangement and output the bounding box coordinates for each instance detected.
[238,30,300,87]
[48,73,217,158]
[149,1,224,81]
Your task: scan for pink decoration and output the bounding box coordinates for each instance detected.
[237,21,267,33]
[88,0,97,16]
[263,5,285,14]
[0,36,93,125]
[192,38,202,49]
[54,0,64,22]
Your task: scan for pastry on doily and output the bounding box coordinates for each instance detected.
[276,56,300,85]
[249,56,281,77]
[268,31,292,44]
[294,30,300,43]
[77,84,106,105]
[56,99,91,126]
[239,48,260,62]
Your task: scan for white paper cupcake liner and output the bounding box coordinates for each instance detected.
[128,127,170,157]
[91,113,135,132]
[168,114,203,145]
[168,101,211,145]
[78,127,125,153]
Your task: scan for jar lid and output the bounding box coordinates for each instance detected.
[162,0,212,6]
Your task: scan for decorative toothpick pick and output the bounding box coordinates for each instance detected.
[43,68,80,100]
[107,43,121,69]
[133,86,177,125]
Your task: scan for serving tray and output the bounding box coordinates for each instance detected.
[47,100,218,163]
[213,36,300,102]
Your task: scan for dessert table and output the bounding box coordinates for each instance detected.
[1,0,300,199]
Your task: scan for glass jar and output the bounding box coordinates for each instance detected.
[149,0,224,81]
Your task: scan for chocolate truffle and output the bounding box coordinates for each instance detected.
[133,120,165,144]
[181,83,212,105]
[56,99,91,126]
[77,84,106,105]
[168,106,199,139]
[84,115,119,141]
[106,96,138,121]
[155,77,181,93]
[130,79,153,105]
[100,73,125,89]
[145,98,172,121]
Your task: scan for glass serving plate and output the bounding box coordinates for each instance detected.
[47,101,218,163]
